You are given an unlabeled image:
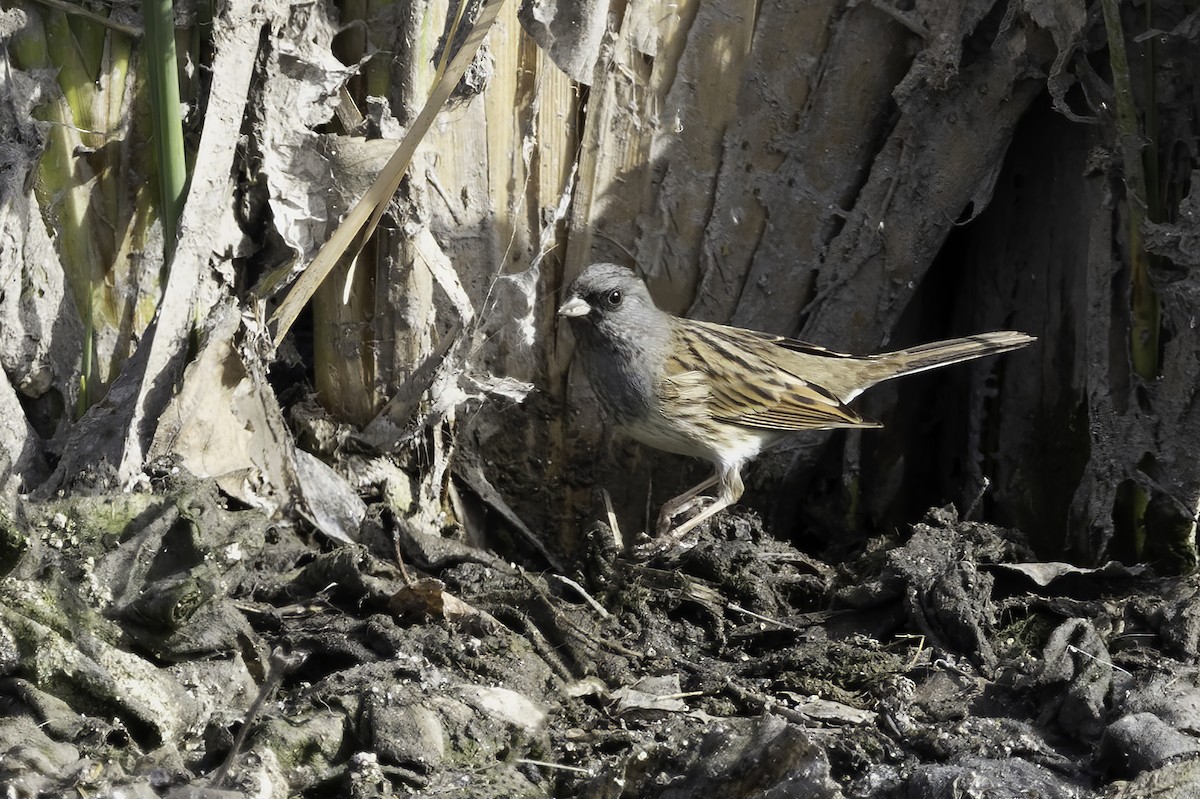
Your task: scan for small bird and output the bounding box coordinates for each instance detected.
[558,263,1034,553]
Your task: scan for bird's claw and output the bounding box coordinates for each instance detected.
[627,498,716,560]
[655,495,714,536]
[629,526,700,561]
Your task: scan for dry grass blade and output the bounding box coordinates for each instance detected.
[269,0,508,345]
[25,0,143,37]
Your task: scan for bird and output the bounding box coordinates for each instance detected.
[557,262,1035,554]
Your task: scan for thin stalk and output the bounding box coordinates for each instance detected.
[1100,0,1159,381]
[1142,1,1160,221]
[142,0,188,263]
[26,0,143,37]
[1101,0,1165,565]
[79,297,96,418]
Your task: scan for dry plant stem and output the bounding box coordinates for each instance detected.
[269,0,509,343]
[517,572,643,659]
[26,0,143,37]
[725,602,804,632]
[549,573,612,619]
[143,0,187,260]
[897,634,928,669]
[723,681,810,727]
[210,648,304,787]
[1067,644,1132,676]
[1100,0,1160,562]
[1100,0,1159,381]
[494,604,576,682]
[964,476,991,521]
[391,529,414,586]
[514,759,594,776]
[601,488,623,548]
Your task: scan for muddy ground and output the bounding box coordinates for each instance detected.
[1,472,1198,798]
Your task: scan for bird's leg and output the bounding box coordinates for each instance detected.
[667,466,742,540]
[655,473,719,534]
[635,466,744,559]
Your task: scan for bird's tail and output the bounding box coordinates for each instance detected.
[851,331,1035,399]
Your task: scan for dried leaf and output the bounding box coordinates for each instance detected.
[612,675,689,714]
[293,450,366,544]
[988,560,1146,588]
[390,577,489,624]
[458,685,547,732]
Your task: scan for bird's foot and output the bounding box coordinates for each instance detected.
[629,526,701,561]
[655,495,714,536]
[631,496,729,561]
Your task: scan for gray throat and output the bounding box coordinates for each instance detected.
[574,321,664,425]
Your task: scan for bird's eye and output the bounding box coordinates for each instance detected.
[605,289,623,307]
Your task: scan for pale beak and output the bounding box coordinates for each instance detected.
[557,297,591,318]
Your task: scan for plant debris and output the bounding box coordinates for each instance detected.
[1,485,1197,798]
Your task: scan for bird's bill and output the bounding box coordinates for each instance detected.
[557,297,591,317]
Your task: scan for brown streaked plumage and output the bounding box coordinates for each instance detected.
[558,263,1035,555]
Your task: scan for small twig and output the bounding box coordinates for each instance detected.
[391,528,414,586]
[492,604,576,682]
[725,602,804,633]
[964,476,990,521]
[931,657,975,680]
[876,138,907,229]
[643,475,654,537]
[724,680,810,726]
[591,231,640,265]
[425,169,463,226]
[550,574,611,619]
[656,690,706,700]
[895,633,927,670]
[515,758,595,776]
[518,570,643,659]
[601,488,623,549]
[1067,644,1132,676]
[27,0,143,37]
[210,648,305,787]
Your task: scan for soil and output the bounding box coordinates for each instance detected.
[1,475,1198,798]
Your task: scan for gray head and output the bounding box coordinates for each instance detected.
[557,263,671,421]
[557,263,667,338]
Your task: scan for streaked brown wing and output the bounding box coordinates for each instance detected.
[682,319,862,358]
[666,319,879,431]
